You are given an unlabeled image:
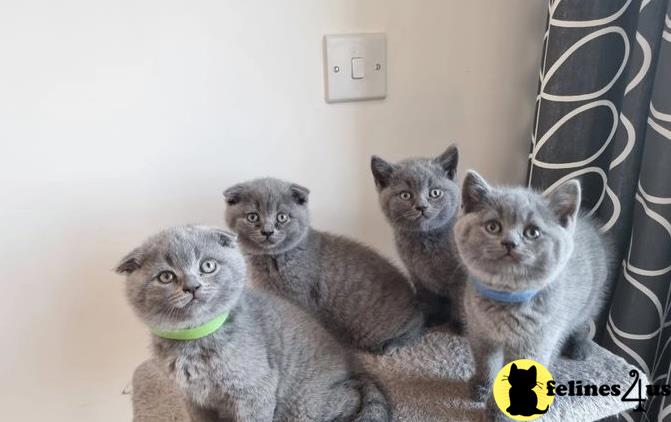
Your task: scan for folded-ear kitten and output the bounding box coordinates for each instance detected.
[118,225,391,422]
[224,178,424,354]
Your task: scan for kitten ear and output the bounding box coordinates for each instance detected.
[547,179,581,228]
[212,228,237,248]
[290,183,310,205]
[223,184,245,206]
[529,366,537,377]
[115,248,143,274]
[511,363,518,371]
[435,145,459,180]
[370,156,396,190]
[461,170,491,213]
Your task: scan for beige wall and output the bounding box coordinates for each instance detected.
[0,1,546,420]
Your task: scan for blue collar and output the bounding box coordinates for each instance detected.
[470,277,540,303]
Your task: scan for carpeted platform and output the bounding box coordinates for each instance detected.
[131,326,646,421]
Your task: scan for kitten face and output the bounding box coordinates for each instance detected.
[116,226,246,329]
[224,178,310,255]
[372,145,460,232]
[454,171,580,291]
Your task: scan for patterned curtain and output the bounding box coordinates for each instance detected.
[527,0,671,420]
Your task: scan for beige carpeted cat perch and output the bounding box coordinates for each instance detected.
[130,326,646,421]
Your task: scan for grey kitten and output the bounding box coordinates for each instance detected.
[117,225,391,422]
[454,172,609,414]
[224,178,424,354]
[371,145,466,331]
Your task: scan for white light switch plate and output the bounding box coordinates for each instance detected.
[323,33,387,103]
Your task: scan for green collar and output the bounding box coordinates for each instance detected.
[150,313,229,341]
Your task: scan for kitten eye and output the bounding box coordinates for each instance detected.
[246,212,259,223]
[484,220,501,234]
[276,213,290,223]
[524,225,541,239]
[200,259,218,274]
[429,188,443,198]
[157,271,175,283]
[399,191,412,201]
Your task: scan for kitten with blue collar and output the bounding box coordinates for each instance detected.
[454,172,609,417]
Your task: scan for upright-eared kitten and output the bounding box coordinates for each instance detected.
[224,178,424,354]
[454,172,609,418]
[371,145,466,330]
[117,225,391,422]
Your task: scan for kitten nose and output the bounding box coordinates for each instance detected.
[501,240,518,251]
[415,205,427,212]
[261,228,274,237]
[183,283,201,294]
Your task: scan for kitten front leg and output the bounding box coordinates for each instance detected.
[503,328,561,366]
[415,285,452,328]
[468,336,502,402]
[227,396,276,422]
[221,374,278,422]
[447,282,466,335]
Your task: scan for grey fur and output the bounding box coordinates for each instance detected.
[224,178,424,354]
[118,225,391,422]
[454,172,609,419]
[371,145,466,330]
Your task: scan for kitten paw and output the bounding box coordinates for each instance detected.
[470,382,490,402]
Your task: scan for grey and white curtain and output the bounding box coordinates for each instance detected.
[527,0,671,420]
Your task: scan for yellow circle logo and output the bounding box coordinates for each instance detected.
[493,359,555,420]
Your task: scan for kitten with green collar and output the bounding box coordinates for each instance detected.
[117,225,391,422]
[224,178,425,354]
[454,172,609,419]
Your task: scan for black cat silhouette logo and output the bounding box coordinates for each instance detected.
[506,364,548,416]
[493,359,555,420]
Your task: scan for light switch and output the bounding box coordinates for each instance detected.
[351,57,365,79]
[323,33,386,103]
